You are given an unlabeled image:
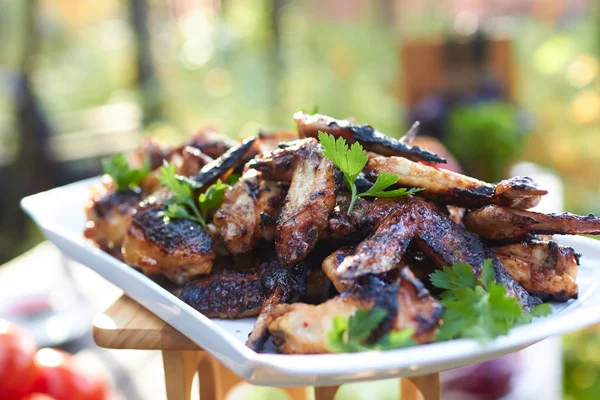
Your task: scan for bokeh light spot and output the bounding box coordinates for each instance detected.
[573,364,597,389]
[533,36,575,76]
[35,348,66,368]
[569,90,600,125]
[454,11,479,36]
[566,54,598,88]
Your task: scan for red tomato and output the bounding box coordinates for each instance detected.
[30,349,108,400]
[0,320,38,398]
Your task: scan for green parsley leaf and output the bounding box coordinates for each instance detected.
[516,303,553,325]
[431,260,553,342]
[430,262,478,292]
[347,308,387,342]
[318,132,368,215]
[326,307,416,353]
[102,153,151,192]
[226,173,242,185]
[480,259,496,291]
[318,132,422,214]
[198,180,229,220]
[358,172,423,198]
[158,161,193,200]
[157,162,230,227]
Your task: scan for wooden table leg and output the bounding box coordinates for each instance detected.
[314,385,340,400]
[162,350,205,400]
[400,373,440,400]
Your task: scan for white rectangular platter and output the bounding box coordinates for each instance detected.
[21,177,600,386]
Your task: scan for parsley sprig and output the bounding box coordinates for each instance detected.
[327,260,553,353]
[102,154,151,192]
[318,132,422,214]
[430,260,552,341]
[327,308,416,353]
[157,162,229,228]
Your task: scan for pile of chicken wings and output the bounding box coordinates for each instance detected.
[84,112,598,354]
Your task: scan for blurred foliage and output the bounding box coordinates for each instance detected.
[446,101,525,182]
[564,325,600,400]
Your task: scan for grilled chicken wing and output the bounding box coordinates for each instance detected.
[122,139,260,282]
[275,140,341,265]
[464,205,600,242]
[365,155,547,209]
[267,271,442,354]
[336,198,541,311]
[247,138,315,182]
[213,170,287,254]
[492,240,580,301]
[294,112,446,163]
[122,197,216,283]
[84,182,143,256]
[246,259,310,350]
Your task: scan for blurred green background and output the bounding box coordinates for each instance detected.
[1,0,599,398]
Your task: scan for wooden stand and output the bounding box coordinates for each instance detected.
[93,295,440,400]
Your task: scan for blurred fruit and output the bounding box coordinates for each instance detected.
[0,319,39,399]
[23,393,58,400]
[30,348,108,400]
[444,355,516,398]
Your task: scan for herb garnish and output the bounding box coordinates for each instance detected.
[318,132,421,214]
[430,260,552,341]
[327,308,416,353]
[157,161,229,228]
[102,154,151,192]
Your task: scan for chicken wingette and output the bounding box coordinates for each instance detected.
[365,154,547,209]
[464,205,600,242]
[492,239,579,301]
[267,270,442,354]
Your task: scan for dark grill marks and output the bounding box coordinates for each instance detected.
[192,137,258,187]
[294,112,446,163]
[336,198,542,312]
[93,189,142,218]
[132,207,213,255]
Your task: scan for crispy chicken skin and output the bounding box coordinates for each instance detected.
[322,245,357,293]
[275,140,341,265]
[365,154,547,209]
[325,193,371,240]
[84,181,143,255]
[250,130,299,155]
[464,205,600,242]
[122,190,216,283]
[192,136,258,187]
[178,255,308,322]
[178,269,264,318]
[246,259,310,350]
[247,138,315,182]
[492,240,580,301]
[176,146,214,177]
[213,170,287,254]
[183,127,239,159]
[267,272,442,354]
[337,198,541,312]
[294,112,446,163]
